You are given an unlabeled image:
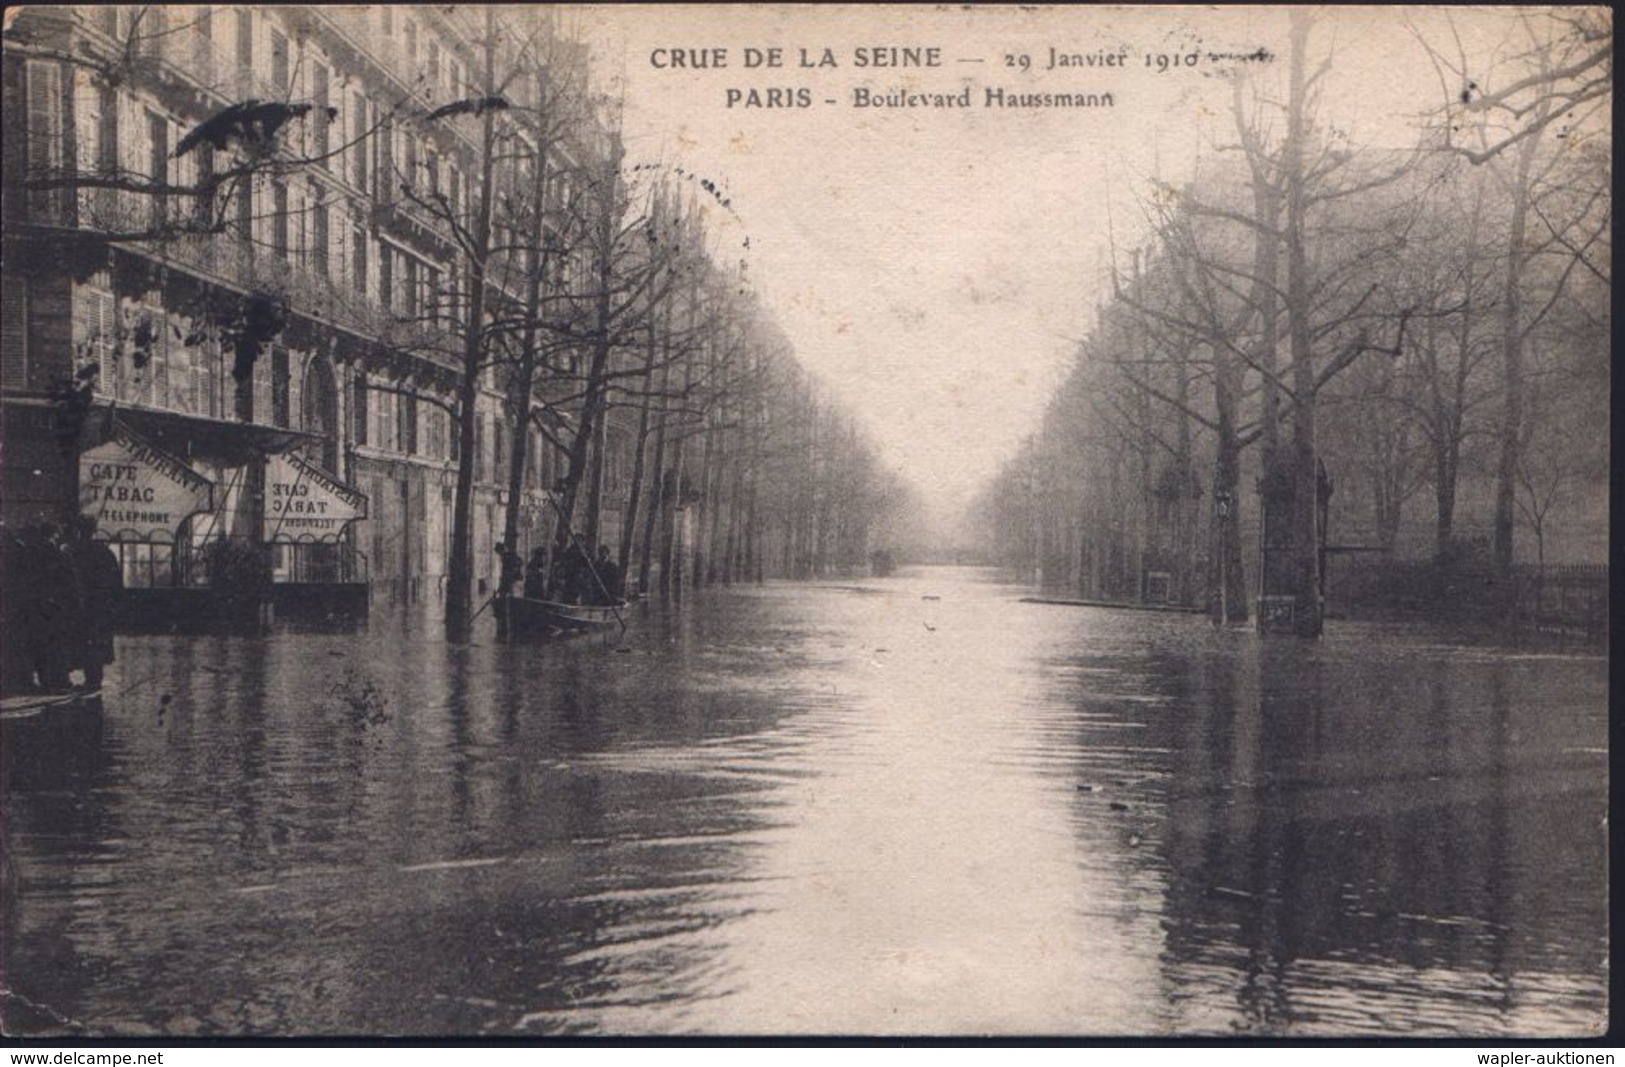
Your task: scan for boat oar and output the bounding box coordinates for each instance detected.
[469,590,500,624]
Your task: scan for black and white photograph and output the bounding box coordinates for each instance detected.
[0,4,1611,1041]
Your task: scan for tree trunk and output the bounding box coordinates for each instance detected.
[552,139,624,550]
[444,12,498,640]
[1493,138,1536,574]
[638,353,671,594]
[619,321,659,585]
[501,76,557,568]
[1211,340,1248,623]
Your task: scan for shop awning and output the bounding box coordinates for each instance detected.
[105,404,322,466]
[79,421,215,543]
[262,450,368,544]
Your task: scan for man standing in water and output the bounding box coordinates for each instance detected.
[63,515,122,690]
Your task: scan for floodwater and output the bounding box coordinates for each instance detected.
[1,567,1608,1037]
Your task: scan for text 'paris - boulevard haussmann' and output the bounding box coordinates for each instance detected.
[725,85,1116,108]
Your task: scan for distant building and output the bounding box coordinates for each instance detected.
[2,5,628,623]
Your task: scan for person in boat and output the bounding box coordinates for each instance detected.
[63,515,122,690]
[592,545,622,605]
[523,546,549,600]
[494,541,523,598]
[550,534,584,604]
[567,534,598,605]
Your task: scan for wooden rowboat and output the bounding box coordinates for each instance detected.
[1,688,103,722]
[497,595,626,637]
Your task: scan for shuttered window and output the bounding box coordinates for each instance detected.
[26,61,65,221]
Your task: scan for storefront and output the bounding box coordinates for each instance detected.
[78,419,216,627]
[262,449,369,620]
[78,413,369,631]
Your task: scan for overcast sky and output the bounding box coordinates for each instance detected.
[570,6,1511,530]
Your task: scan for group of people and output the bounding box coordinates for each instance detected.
[2,516,122,693]
[496,532,624,607]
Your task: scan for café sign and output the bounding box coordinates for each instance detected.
[79,423,215,542]
[263,451,368,543]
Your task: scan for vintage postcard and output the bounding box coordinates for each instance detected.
[1,4,1610,1043]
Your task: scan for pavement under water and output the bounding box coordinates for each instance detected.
[1,567,1608,1037]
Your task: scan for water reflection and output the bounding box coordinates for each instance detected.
[2,569,1607,1036]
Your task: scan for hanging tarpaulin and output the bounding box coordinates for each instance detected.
[79,421,215,543]
[263,451,368,543]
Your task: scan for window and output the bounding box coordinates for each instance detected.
[312,65,330,164]
[378,244,393,307]
[25,61,64,220]
[352,92,368,189]
[138,7,167,59]
[270,30,289,92]
[353,372,368,446]
[96,86,119,173]
[235,174,254,248]
[147,111,170,229]
[82,286,118,399]
[235,10,253,70]
[351,217,368,295]
[401,255,418,318]
[166,326,193,413]
[425,266,442,323]
[116,543,175,589]
[272,182,289,261]
[195,143,216,228]
[312,201,330,277]
[401,392,418,455]
[137,307,167,408]
[428,42,440,100]
[252,340,272,423]
[426,406,444,459]
[376,377,395,450]
[196,335,219,418]
[376,119,394,203]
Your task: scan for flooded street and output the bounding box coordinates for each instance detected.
[2,567,1608,1037]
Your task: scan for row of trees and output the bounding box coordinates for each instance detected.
[972,9,1610,632]
[7,6,906,638]
[395,10,908,632]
